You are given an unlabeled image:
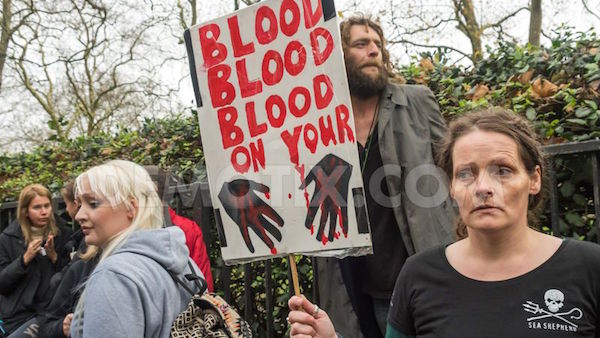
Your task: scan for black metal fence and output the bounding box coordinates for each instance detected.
[543,139,600,240]
[1,139,600,336]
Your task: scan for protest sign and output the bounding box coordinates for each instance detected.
[185,0,371,264]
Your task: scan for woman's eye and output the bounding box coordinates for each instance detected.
[495,166,512,176]
[89,201,100,208]
[456,169,473,180]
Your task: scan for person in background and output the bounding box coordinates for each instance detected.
[59,181,86,260]
[144,165,214,292]
[0,184,73,336]
[36,248,98,338]
[46,182,87,293]
[70,160,202,338]
[315,14,455,338]
[289,107,600,337]
[60,182,79,225]
[36,180,99,338]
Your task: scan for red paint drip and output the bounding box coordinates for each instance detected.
[336,208,346,236]
[295,164,305,181]
[288,193,292,199]
[334,232,340,240]
[293,164,311,209]
[270,247,277,255]
[310,224,314,235]
[265,192,270,200]
[321,234,328,246]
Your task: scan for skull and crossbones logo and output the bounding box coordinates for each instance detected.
[523,289,583,328]
[544,289,564,313]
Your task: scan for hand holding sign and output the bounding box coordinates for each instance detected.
[300,154,352,243]
[218,179,284,254]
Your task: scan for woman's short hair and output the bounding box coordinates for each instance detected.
[436,107,547,239]
[75,160,163,259]
[18,184,59,243]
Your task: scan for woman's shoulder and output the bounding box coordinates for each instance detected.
[1,219,22,237]
[562,238,600,261]
[403,244,447,272]
[93,251,173,284]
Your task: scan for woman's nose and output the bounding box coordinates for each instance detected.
[75,208,85,223]
[474,174,493,199]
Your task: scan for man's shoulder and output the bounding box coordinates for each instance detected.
[170,211,201,233]
[385,83,435,109]
[387,82,432,96]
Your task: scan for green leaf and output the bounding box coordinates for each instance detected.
[575,107,592,118]
[572,193,587,206]
[526,107,536,120]
[559,219,570,233]
[566,118,587,125]
[585,100,598,110]
[560,181,576,197]
[565,212,585,227]
[47,120,58,131]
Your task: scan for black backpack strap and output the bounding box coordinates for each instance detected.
[168,260,207,296]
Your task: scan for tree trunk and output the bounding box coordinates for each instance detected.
[0,0,12,94]
[454,0,483,62]
[529,0,542,46]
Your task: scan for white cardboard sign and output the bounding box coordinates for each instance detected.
[185,0,372,264]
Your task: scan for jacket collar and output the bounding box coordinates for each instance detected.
[384,83,408,106]
[377,83,406,134]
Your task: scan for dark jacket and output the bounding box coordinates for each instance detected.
[316,84,456,338]
[38,257,97,338]
[0,219,73,334]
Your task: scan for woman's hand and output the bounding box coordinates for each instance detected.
[288,295,336,338]
[23,238,43,265]
[45,234,58,263]
[63,313,73,337]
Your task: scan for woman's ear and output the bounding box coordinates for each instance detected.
[127,198,138,220]
[529,165,542,195]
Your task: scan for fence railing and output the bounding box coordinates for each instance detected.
[543,139,600,241]
[1,139,600,336]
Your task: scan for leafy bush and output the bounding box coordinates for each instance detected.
[397,26,600,241]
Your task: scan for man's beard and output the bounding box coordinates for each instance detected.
[345,58,387,99]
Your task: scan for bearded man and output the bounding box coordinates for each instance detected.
[313,15,456,338]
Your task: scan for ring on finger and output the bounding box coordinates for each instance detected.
[312,304,320,317]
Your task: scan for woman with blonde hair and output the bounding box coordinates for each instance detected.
[0,184,73,336]
[69,160,203,338]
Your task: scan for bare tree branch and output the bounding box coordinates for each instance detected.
[0,0,36,93]
[388,38,472,59]
[582,0,600,21]
[481,6,529,31]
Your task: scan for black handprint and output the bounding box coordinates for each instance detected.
[299,154,352,243]
[218,179,284,254]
